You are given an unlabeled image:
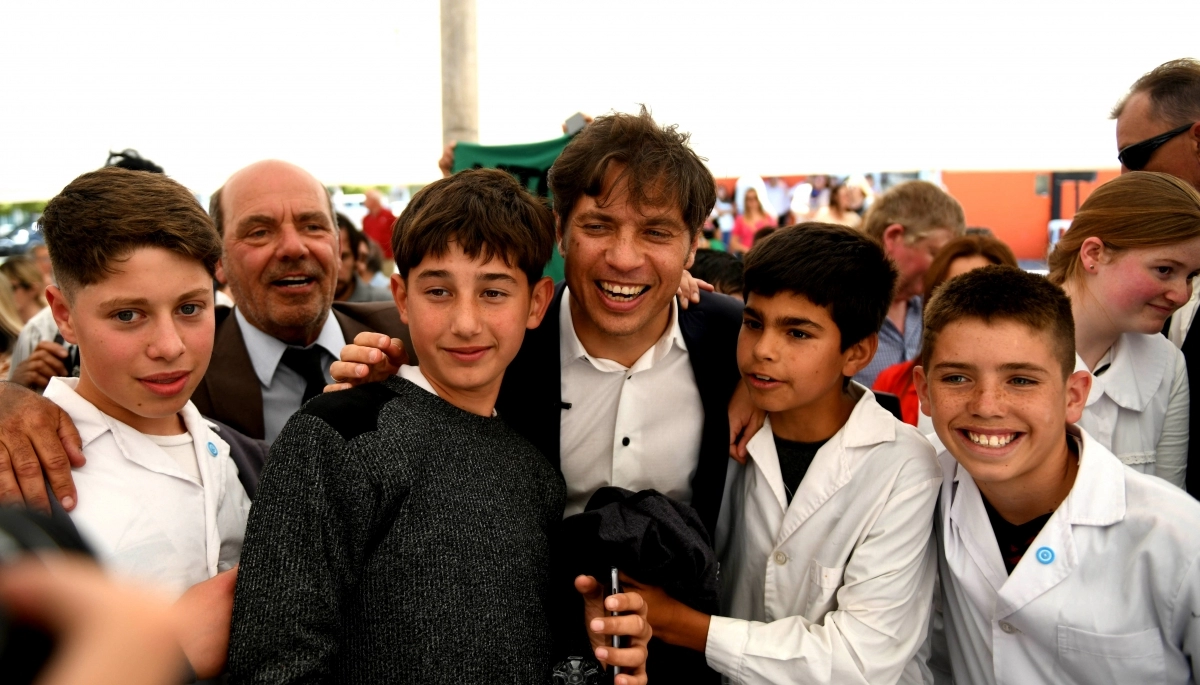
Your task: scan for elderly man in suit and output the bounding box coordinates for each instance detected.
[0,160,411,509]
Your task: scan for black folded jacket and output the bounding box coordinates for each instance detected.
[551,487,721,684]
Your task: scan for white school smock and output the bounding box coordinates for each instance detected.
[706,384,942,685]
[1074,331,1188,489]
[933,426,1200,685]
[45,377,250,597]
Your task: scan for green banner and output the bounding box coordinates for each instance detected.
[451,135,572,282]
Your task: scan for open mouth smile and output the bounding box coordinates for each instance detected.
[959,429,1022,448]
[596,280,649,302]
[271,275,318,289]
[744,372,783,389]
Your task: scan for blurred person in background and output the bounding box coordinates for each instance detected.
[334,214,390,303]
[361,189,396,261]
[713,183,736,245]
[806,174,831,214]
[357,236,391,289]
[871,234,1017,431]
[28,243,54,288]
[0,277,23,377]
[764,176,792,226]
[730,188,776,255]
[813,180,863,229]
[2,256,48,324]
[1048,171,1200,492]
[854,181,965,387]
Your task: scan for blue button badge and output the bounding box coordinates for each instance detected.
[1035,547,1054,564]
[207,442,219,456]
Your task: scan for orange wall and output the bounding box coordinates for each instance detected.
[942,170,1119,260]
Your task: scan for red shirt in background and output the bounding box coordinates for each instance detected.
[362,208,397,258]
[872,359,919,427]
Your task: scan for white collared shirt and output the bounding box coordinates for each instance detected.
[558,287,704,517]
[1074,331,1189,489]
[235,307,345,443]
[45,377,250,597]
[1168,287,1200,349]
[706,384,941,685]
[933,426,1200,685]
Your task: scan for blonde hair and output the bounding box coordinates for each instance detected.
[862,180,965,243]
[0,256,47,310]
[1048,171,1200,286]
[0,276,22,341]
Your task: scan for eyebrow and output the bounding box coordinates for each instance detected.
[777,316,824,329]
[415,269,451,281]
[932,361,1049,374]
[479,272,519,285]
[97,288,211,311]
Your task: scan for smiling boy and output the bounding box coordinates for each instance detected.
[37,167,250,594]
[914,266,1200,684]
[228,169,650,684]
[629,224,942,684]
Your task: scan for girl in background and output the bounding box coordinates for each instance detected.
[1047,171,1200,490]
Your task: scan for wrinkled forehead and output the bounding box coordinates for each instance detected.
[223,164,332,222]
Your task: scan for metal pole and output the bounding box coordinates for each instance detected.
[440,0,478,148]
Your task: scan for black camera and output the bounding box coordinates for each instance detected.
[0,507,93,684]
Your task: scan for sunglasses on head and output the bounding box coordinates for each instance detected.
[1117,122,1195,171]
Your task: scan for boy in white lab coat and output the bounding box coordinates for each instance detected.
[914,265,1200,684]
[38,167,249,597]
[623,223,943,684]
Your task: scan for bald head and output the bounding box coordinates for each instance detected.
[212,160,340,346]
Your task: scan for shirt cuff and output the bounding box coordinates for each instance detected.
[705,614,750,681]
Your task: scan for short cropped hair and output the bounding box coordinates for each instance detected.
[392,168,555,285]
[924,234,1018,296]
[549,107,716,236]
[687,249,744,296]
[922,266,1075,378]
[743,222,897,351]
[862,180,966,243]
[39,167,221,297]
[1112,58,1200,126]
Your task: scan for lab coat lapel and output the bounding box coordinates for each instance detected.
[745,419,788,514]
[995,428,1124,618]
[774,385,889,546]
[947,463,1011,594]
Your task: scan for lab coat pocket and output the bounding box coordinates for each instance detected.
[1056,625,1165,685]
[804,560,846,619]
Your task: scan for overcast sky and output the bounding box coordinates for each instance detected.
[2,0,1198,201]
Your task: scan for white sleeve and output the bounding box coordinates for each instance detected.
[705,476,941,685]
[1154,349,1189,490]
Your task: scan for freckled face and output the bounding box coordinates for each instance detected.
[914,318,1089,487]
[1089,240,1200,334]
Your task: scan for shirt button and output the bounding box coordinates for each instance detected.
[999,621,1019,634]
[774,551,788,565]
[621,437,630,447]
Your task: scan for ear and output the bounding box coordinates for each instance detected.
[881,223,906,255]
[841,332,878,378]
[685,230,702,269]
[1063,369,1092,424]
[913,363,932,417]
[46,285,77,344]
[390,272,409,325]
[214,258,228,286]
[1078,236,1107,272]
[554,212,567,257]
[526,276,555,329]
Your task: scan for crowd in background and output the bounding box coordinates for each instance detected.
[1,56,1200,685]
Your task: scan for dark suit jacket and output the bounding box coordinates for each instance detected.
[191,301,411,442]
[497,283,744,537]
[1181,324,1199,498]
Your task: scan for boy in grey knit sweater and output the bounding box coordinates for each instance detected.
[228,169,651,684]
